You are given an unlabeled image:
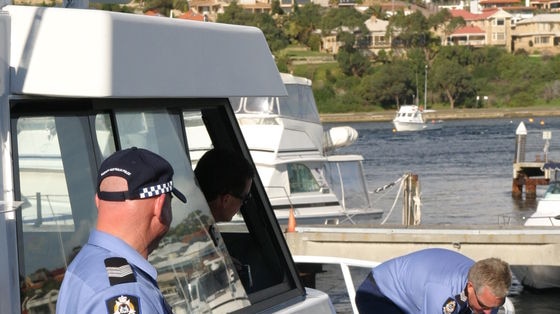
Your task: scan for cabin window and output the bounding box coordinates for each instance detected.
[15,114,100,313]
[287,163,321,193]
[12,99,303,314]
[324,160,372,210]
[279,84,321,123]
[230,96,278,115]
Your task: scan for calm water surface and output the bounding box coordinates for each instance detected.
[321,117,560,313]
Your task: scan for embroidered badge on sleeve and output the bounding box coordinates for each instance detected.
[443,297,457,314]
[106,295,140,314]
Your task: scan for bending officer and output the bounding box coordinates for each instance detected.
[355,248,511,314]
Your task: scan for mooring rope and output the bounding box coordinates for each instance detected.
[373,174,407,194]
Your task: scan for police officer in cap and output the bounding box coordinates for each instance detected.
[355,248,511,314]
[57,147,187,314]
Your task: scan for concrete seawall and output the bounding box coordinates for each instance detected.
[320,107,560,123]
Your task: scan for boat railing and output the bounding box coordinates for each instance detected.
[264,186,294,209]
[522,214,560,225]
[292,255,516,314]
[264,184,368,225]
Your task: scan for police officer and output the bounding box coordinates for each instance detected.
[56,147,187,314]
[355,248,512,314]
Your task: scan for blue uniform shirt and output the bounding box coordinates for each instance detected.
[56,230,172,314]
[373,248,498,314]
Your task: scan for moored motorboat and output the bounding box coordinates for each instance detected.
[524,162,560,227]
[186,73,382,225]
[392,105,442,132]
[226,73,384,225]
[511,162,560,289]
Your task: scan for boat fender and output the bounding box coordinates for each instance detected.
[324,126,358,151]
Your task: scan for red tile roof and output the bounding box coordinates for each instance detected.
[177,9,205,21]
[480,0,520,3]
[449,8,499,21]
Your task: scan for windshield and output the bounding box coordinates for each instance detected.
[230,83,320,123]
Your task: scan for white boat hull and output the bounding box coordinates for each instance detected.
[511,265,560,289]
[392,120,442,132]
[392,105,442,132]
[517,178,560,289]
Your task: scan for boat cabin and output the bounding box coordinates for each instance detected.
[0,5,333,313]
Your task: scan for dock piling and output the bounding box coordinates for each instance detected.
[512,122,550,199]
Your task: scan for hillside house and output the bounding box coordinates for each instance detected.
[364,16,391,53]
[512,13,560,53]
[445,8,513,50]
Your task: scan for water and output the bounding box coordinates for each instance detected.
[319,117,560,313]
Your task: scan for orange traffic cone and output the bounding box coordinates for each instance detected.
[286,207,296,233]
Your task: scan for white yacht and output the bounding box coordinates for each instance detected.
[228,73,383,225]
[392,105,442,132]
[511,162,560,289]
[188,73,383,225]
[524,164,560,227]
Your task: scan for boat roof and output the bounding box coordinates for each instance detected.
[280,72,312,86]
[252,154,364,166]
[6,5,286,98]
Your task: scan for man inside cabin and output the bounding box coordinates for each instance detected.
[355,248,512,314]
[56,147,187,314]
[194,148,254,223]
[194,148,254,287]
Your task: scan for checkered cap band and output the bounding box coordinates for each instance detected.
[139,181,173,199]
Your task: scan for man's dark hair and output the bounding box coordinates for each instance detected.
[194,148,254,202]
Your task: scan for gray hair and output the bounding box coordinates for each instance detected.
[468,258,512,297]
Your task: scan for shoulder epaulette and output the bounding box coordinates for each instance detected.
[104,257,136,286]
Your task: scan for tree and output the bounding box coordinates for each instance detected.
[387,9,462,64]
[217,1,253,25]
[271,0,284,16]
[218,2,288,52]
[336,31,370,77]
[358,60,414,108]
[431,47,476,108]
[142,0,188,16]
[286,3,322,46]
[252,13,289,52]
[320,7,368,33]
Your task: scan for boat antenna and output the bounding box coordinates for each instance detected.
[415,72,419,106]
[424,64,428,110]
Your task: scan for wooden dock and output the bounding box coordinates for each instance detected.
[511,122,555,199]
[512,162,549,198]
[285,225,560,266]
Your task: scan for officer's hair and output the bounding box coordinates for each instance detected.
[468,258,511,297]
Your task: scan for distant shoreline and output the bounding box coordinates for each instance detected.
[320,107,560,123]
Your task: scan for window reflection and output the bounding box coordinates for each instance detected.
[288,163,321,193]
[17,115,98,314]
[114,110,250,313]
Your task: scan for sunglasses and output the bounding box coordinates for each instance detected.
[230,192,252,205]
[471,284,504,311]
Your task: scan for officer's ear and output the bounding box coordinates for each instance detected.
[153,193,171,224]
